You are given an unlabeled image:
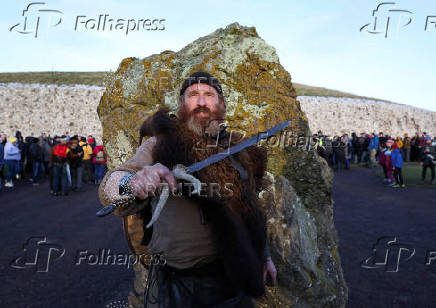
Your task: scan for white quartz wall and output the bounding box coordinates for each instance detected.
[1,84,435,141]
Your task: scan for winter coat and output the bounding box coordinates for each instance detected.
[0,143,4,166]
[29,141,44,162]
[391,148,403,168]
[68,145,84,169]
[79,141,93,160]
[4,142,21,160]
[421,152,435,166]
[51,144,70,164]
[378,149,386,165]
[39,137,52,162]
[368,136,379,150]
[385,151,393,171]
[93,146,107,164]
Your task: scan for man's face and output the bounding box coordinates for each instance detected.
[178,83,226,137]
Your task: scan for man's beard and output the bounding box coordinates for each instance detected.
[178,104,226,138]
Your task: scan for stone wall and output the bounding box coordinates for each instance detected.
[1,84,435,141]
[298,96,436,137]
[0,83,104,142]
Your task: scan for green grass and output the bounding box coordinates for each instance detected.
[0,72,108,86]
[376,162,436,189]
[0,72,385,101]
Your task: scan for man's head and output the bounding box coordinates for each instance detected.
[0,133,6,143]
[60,135,68,145]
[70,139,78,149]
[177,71,226,137]
[379,132,384,137]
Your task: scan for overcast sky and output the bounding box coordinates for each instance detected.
[1,0,435,111]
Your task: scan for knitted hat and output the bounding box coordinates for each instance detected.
[179,71,223,97]
[8,136,17,143]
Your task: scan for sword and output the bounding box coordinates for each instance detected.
[96,120,290,217]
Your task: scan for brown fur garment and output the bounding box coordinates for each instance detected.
[140,107,269,298]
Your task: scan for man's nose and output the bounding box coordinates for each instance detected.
[196,94,207,107]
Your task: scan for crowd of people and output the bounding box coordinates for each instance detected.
[0,131,107,195]
[313,131,436,186]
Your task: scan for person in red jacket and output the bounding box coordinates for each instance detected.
[93,144,106,184]
[384,140,395,185]
[378,143,388,182]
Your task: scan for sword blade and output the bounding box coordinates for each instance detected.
[187,120,290,173]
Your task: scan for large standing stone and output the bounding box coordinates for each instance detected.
[98,22,348,307]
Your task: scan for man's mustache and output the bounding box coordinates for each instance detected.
[193,106,211,114]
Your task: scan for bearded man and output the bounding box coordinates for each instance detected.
[98,71,277,308]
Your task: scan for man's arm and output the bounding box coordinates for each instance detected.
[97,136,177,216]
[97,137,157,211]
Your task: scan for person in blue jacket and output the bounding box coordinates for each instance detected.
[0,134,6,189]
[368,133,379,168]
[391,142,405,188]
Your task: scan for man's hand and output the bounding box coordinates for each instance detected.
[263,257,277,286]
[129,163,177,200]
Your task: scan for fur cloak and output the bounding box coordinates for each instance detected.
[140,108,269,298]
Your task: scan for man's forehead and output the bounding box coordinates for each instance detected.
[185,83,218,93]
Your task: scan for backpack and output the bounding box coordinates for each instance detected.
[95,149,105,162]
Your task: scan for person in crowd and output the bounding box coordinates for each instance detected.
[403,133,411,162]
[50,136,70,196]
[4,136,21,188]
[420,146,435,184]
[28,137,45,186]
[93,143,106,184]
[332,136,347,171]
[418,132,426,150]
[368,133,379,168]
[384,140,395,185]
[87,136,96,151]
[68,138,84,191]
[15,132,26,180]
[411,133,420,162]
[351,132,359,164]
[395,136,403,149]
[79,137,94,183]
[391,143,405,188]
[423,132,431,143]
[356,133,366,163]
[0,133,6,189]
[342,134,351,169]
[378,142,389,183]
[40,133,52,176]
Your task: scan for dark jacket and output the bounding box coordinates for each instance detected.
[333,140,347,163]
[421,151,435,166]
[68,145,84,169]
[29,139,44,162]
